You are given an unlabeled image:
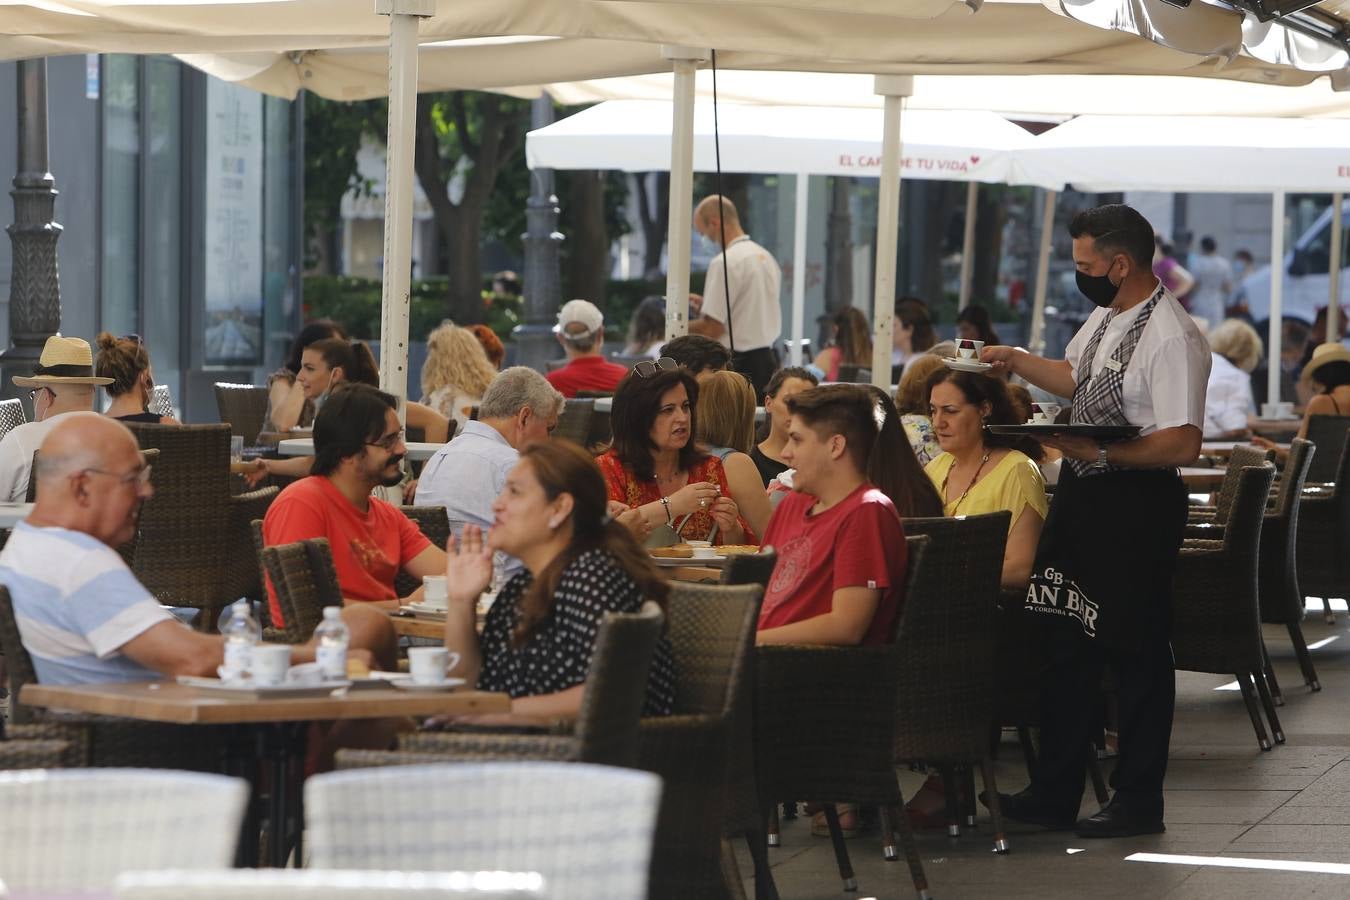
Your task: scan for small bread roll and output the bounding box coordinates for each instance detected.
[346,657,371,678]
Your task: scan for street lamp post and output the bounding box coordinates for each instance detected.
[3,58,62,404]
[513,95,564,372]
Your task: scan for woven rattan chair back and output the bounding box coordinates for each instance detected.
[260,538,343,643]
[663,582,761,717]
[0,587,38,724]
[572,600,664,767]
[1273,438,1314,521]
[1304,415,1350,484]
[1213,445,1274,522]
[0,398,26,442]
[719,547,777,590]
[213,383,269,444]
[149,385,175,419]
[555,399,595,447]
[892,513,1009,762]
[394,506,450,598]
[1260,439,1314,627]
[0,739,72,770]
[1297,420,1350,605]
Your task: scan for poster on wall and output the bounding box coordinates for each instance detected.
[204,79,264,366]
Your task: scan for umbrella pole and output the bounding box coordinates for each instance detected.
[870,76,913,391]
[662,46,709,342]
[376,0,431,409]
[1329,192,1342,340]
[791,173,808,367]
[1270,190,1285,407]
[1028,189,1056,357]
[958,181,978,311]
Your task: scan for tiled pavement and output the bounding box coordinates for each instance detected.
[738,609,1350,898]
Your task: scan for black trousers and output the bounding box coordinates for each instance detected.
[731,346,779,401]
[1032,634,1176,819]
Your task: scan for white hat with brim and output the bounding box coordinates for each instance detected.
[1301,341,1350,387]
[12,335,114,388]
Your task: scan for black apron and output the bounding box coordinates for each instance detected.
[1024,288,1188,651]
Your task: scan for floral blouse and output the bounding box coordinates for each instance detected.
[595,449,755,544]
[902,413,941,469]
[477,548,677,716]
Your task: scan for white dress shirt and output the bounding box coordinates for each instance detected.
[700,235,782,353]
[1203,352,1255,438]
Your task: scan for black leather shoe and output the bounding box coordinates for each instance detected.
[980,789,1076,831]
[1075,803,1165,838]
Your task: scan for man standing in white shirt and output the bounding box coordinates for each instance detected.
[0,335,111,503]
[688,195,782,399]
[982,204,1211,839]
[1188,236,1234,331]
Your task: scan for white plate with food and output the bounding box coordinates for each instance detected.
[346,672,413,691]
[176,675,351,699]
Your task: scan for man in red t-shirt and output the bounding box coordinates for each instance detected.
[545,299,630,399]
[757,386,907,647]
[263,383,446,628]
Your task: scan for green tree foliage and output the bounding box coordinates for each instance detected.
[303,96,386,272]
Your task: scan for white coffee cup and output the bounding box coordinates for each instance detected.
[407,647,463,685]
[1031,402,1062,424]
[422,575,449,610]
[957,339,985,360]
[685,540,716,559]
[250,644,292,687]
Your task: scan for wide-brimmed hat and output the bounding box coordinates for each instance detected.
[12,335,114,388]
[1301,341,1350,387]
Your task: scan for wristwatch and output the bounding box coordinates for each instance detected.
[1093,443,1110,469]
[659,495,673,523]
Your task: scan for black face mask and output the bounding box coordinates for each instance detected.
[1076,259,1123,308]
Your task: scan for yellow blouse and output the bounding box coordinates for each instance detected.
[924,450,1049,531]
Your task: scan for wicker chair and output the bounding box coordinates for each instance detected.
[149,385,176,419]
[125,423,278,630]
[1303,414,1350,485]
[554,399,595,447]
[753,535,932,898]
[1297,421,1350,625]
[0,397,26,442]
[259,538,343,643]
[720,547,778,590]
[1172,462,1280,751]
[1187,444,1272,523]
[636,582,763,900]
[337,601,664,770]
[249,519,284,641]
[0,768,248,893]
[0,738,73,770]
[306,762,661,900]
[893,513,1010,853]
[394,505,451,599]
[1259,438,1320,693]
[214,383,270,445]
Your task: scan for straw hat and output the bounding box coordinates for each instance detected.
[12,335,114,388]
[1301,341,1350,387]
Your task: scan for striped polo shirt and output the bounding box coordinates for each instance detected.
[0,521,170,685]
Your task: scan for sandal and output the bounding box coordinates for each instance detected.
[810,803,864,838]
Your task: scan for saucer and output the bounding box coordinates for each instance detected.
[392,677,468,692]
[942,357,993,373]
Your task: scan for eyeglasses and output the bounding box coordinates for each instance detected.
[632,356,678,379]
[82,464,153,487]
[28,387,52,404]
[366,429,405,452]
[122,334,143,347]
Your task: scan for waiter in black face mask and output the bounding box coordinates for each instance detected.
[980,204,1210,838]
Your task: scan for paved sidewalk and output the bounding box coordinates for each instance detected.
[739,612,1350,898]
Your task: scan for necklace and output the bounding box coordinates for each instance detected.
[942,450,992,513]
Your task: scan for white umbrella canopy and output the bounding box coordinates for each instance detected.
[524,100,1044,183]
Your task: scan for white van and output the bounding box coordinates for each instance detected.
[1239,199,1350,325]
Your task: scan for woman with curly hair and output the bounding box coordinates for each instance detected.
[420,322,499,431]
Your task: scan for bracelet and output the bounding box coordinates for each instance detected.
[659,496,673,524]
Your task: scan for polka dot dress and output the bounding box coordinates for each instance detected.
[477,548,677,716]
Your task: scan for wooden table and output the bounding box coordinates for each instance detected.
[21,682,508,868]
[277,439,443,462]
[0,502,33,528]
[1249,417,1301,439]
[1179,467,1226,490]
[1201,440,1289,459]
[390,614,446,640]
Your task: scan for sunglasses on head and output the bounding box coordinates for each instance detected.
[632,357,679,379]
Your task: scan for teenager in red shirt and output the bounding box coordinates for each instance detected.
[757,384,933,647]
[263,383,447,628]
[545,299,630,399]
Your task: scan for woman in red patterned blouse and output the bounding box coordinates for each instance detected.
[596,359,754,545]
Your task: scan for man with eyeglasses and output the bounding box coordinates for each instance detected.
[0,413,396,685]
[263,383,448,630]
[0,335,110,503]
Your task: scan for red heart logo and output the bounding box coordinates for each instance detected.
[970,155,981,165]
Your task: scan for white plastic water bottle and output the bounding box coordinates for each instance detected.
[220,599,259,682]
[314,606,350,681]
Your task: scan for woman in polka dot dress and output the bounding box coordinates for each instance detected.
[442,440,677,724]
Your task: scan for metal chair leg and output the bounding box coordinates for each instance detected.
[890,780,932,900]
[744,828,780,900]
[1262,643,1285,707]
[1253,665,1286,744]
[821,805,858,893]
[963,764,977,828]
[767,804,781,847]
[1017,726,1037,769]
[938,764,961,838]
[1286,620,1322,691]
[1236,672,1273,751]
[878,805,900,862]
[979,756,1010,854]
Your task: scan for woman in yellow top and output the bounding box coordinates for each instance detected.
[924,368,1048,589]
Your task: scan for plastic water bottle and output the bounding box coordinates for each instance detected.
[220,599,259,682]
[314,606,349,681]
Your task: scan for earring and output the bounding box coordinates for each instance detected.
[548,517,562,530]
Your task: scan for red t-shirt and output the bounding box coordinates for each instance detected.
[545,355,630,399]
[262,476,432,627]
[758,483,907,646]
